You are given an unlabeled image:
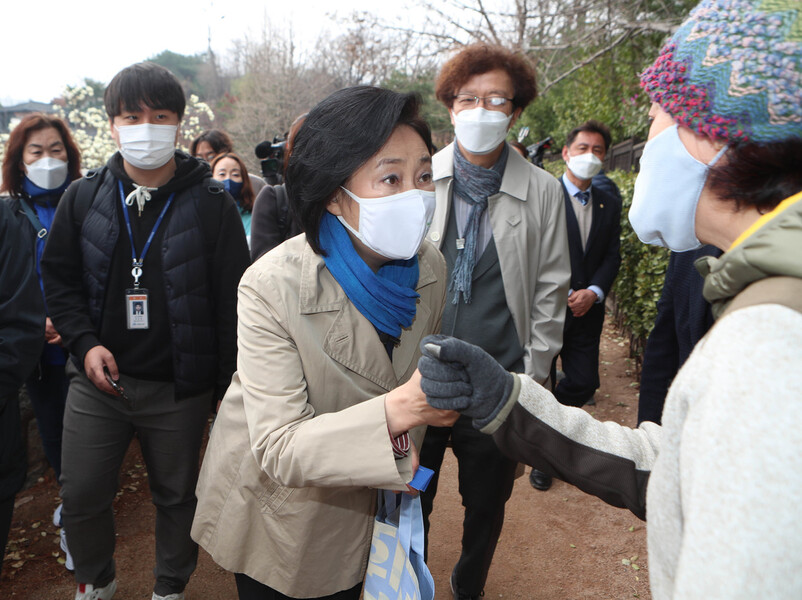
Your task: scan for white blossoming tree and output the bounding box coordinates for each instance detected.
[1,83,216,173]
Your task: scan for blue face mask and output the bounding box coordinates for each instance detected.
[628,124,726,252]
[222,179,244,199]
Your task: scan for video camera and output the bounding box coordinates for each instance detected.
[255,136,287,185]
[516,127,552,170]
[526,136,553,170]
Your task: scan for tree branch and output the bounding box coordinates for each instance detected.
[540,28,632,93]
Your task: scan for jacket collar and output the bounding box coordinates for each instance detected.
[434,142,531,203]
[698,191,802,319]
[298,242,438,390]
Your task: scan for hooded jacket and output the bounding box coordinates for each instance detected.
[482,191,802,598]
[42,151,250,400]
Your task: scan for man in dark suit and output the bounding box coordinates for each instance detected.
[530,120,621,491]
[637,245,722,425]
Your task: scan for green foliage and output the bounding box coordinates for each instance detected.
[382,69,452,148]
[148,50,214,99]
[518,49,653,150]
[607,170,670,361]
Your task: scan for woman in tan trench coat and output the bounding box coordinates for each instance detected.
[191,87,457,600]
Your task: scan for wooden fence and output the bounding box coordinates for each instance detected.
[604,138,646,172]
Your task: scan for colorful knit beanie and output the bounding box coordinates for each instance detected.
[640,0,801,144]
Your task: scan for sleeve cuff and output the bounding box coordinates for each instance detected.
[588,285,604,303]
[478,373,522,435]
[74,333,102,366]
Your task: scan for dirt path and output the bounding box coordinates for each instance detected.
[2,315,650,599]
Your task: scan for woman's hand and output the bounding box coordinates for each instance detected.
[385,370,459,437]
[45,317,62,345]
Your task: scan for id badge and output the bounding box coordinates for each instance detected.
[125,289,149,330]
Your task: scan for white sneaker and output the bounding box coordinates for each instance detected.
[75,579,117,600]
[60,527,75,571]
[152,593,185,600]
[53,503,62,526]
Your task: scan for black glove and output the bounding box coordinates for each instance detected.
[418,334,514,429]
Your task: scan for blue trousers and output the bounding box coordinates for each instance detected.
[25,359,69,481]
[554,303,605,407]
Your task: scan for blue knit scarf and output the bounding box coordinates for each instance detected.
[449,143,508,304]
[318,212,420,340]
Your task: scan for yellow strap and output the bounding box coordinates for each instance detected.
[729,191,802,251]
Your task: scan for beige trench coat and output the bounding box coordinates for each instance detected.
[427,143,571,384]
[191,234,447,598]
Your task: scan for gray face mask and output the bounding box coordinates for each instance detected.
[24,156,69,190]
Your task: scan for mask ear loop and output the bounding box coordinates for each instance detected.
[707,143,729,168]
[335,187,364,240]
[692,143,728,213]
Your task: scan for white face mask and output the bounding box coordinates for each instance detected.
[24,156,69,190]
[337,187,436,260]
[116,123,177,170]
[452,107,512,155]
[629,124,727,252]
[566,152,603,180]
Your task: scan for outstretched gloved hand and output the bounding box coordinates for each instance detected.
[417,334,515,429]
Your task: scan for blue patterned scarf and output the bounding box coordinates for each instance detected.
[318,212,420,340]
[449,143,508,303]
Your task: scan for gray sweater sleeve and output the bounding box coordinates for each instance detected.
[483,374,661,520]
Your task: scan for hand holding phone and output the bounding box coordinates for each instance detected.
[103,367,132,409]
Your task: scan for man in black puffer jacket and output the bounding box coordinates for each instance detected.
[41,63,250,600]
[0,201,45,572]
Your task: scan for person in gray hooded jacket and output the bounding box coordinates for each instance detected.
[418,1,802,598]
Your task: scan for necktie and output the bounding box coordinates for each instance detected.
[575,190,590,206]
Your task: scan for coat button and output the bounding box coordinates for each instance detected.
[430,232,441,242]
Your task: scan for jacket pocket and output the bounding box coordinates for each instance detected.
[256,477,294,515]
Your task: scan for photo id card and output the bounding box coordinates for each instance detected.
[125,289,149,330]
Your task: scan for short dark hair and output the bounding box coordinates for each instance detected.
[190,129,233,157]
[709,138,802,213]
[286,86,433,255]
[0,113,82,196]
[104,62,186,120]
[565,120,612,152]
[435,44,537,111]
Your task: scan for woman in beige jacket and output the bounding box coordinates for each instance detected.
[191,87,456,600]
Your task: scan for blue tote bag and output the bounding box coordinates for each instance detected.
[364,490,435,600]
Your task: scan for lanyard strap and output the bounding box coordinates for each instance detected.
[19,198,48,239]
[118,180,175,288]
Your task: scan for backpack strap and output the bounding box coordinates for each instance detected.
[18,198,48,239]
[274,183,290,241]
[721,276,802,318]
[73,167,107,223]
